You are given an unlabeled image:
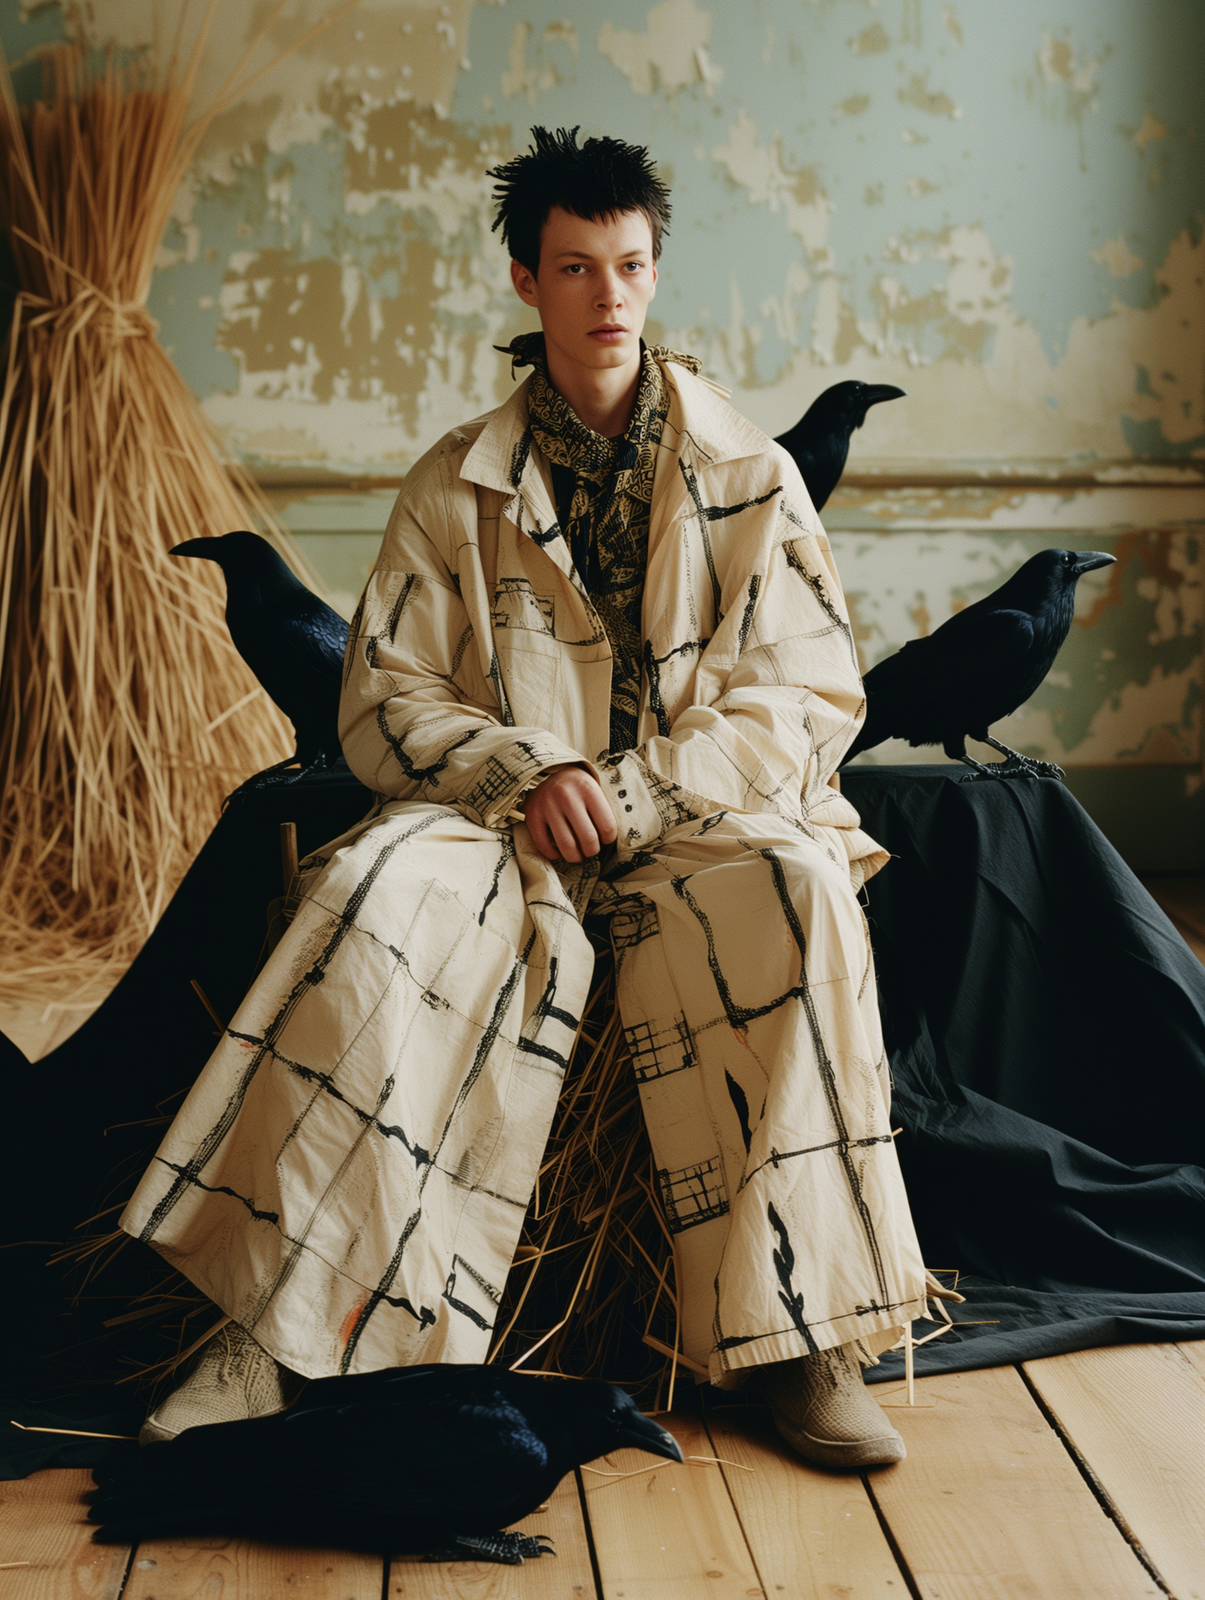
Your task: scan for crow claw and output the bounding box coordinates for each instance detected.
[428,1530,555,1565]
[957,753,1064,785]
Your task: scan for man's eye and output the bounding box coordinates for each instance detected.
[565,264,585,274]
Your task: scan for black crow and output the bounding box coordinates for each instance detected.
[775,381,906,511]
[841,547,1116,779]
[89,1363,681,1563]
[173,532,349,783]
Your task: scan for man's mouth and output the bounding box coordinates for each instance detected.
[589,324,628,341]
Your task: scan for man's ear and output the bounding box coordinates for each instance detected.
[648,260,657,301]
[511,258,539,308]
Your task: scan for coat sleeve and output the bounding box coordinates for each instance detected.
[338,448,590,827]
[601,449,883,871]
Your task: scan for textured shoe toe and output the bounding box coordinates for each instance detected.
[770,1409,905,1470]
[137,1414,179,1446]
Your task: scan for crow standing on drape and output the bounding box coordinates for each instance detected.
[842,547,1116,776]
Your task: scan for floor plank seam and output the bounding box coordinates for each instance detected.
[572,1465,605,1600]
[699,1405,772,1600]
[858,1470,924,1600]
[1014,1364,1174,1597]
[114,1536,138,1598]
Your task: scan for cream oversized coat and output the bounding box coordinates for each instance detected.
[122,358,926,1381]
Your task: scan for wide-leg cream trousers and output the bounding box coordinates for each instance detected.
[121,801,926,1383]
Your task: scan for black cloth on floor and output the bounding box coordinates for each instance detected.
[844,765,1205,1381]
[2,765,1203,1472]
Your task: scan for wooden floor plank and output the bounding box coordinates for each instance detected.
[702,1402,907,1599]
[580,1412,761,1600]
[120,1536,381,1599]
[1177,1338,1205,1385]
[388,1471,596,1598]
[0,1468,128,1600]
[868,1365,1160,1600]
[1023,1343,1205,1600]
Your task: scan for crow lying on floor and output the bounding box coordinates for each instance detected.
[89,1364,682,1563]
[841,547,1116,778]
[775,380,906,511]
[173,532,349,785]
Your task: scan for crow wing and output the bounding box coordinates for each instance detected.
[853,608,1037,753]
[233,603,348,755]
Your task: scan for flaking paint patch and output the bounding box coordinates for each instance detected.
[897,70,961,120]
[1033,27,1109,171]
[1038,29,1103,94]
[1133,113,1169,151]
[194,88,521,463]
[502,21,557,103]
[598,0,721,98]
[1093,237,1143,278]
[711,113,831,260]
[849,22,889,56]
[84,0,477,157]
[730,225,1205,464]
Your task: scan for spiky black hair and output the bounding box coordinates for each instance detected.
[488,126,671,275]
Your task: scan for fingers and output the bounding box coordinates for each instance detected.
[550,803,594,863]
[585,783,619,847]
[524,768,616,863]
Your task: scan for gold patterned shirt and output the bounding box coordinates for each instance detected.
[501,332,686,754]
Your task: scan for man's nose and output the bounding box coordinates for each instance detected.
[595,271,625,307]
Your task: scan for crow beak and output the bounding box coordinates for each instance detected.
[1071,551,1116,576]
[863,385,907,406]
[614,1411,684,1463]
[170,538,218,560]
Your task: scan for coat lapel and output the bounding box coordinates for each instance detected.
[459,379,585,594]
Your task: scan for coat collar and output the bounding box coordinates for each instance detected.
[458,358,772,495]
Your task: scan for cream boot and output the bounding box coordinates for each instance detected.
[139,1321,302,1445]
[756,1342,906,1470]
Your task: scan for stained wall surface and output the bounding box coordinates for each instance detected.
[2,0,1203,865]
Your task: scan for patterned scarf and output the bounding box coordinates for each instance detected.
[499,331,701,754]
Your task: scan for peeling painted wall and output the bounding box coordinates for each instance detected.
[3,0,1204,863]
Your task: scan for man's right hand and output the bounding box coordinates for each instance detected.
[524,765,618,864]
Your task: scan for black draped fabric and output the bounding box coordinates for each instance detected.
[845,765,1205,1381]
[2,765,1203,1473]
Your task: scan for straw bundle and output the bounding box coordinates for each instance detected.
[489,951,683,1406]
[0,10,345,1007]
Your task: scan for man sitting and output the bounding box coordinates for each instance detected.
[122,126,927,1471]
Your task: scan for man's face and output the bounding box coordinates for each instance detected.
[510,206,657,377]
